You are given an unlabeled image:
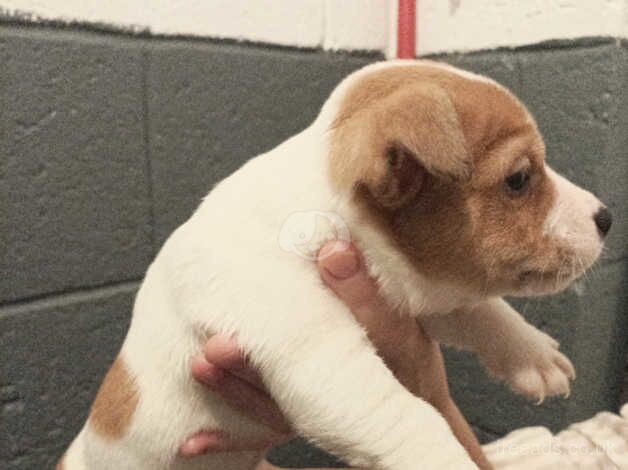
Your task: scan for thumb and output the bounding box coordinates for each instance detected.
[317,241,381,310]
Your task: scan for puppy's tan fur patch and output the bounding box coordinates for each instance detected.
[88,356,139,440]
[55,454,65,470]
[330,80,471,202]
[329,63,564,296]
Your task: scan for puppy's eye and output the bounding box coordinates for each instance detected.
[505,170,530,194]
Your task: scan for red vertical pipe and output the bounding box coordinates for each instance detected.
[397,0,416,59]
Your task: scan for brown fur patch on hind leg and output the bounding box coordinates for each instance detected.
[88,356,139,440]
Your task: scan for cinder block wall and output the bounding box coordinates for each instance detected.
[1,23,627,469]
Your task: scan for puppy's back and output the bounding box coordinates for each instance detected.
[60,124,334,469]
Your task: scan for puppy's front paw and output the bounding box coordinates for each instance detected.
[482,327,576,403]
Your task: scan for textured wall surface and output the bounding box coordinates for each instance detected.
[0,29,153,302]
[417,0,628,55]
[2,0,628,56]
[0,23,626,469]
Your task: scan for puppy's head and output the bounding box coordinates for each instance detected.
[328,61,611,299]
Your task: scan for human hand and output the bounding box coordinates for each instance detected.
[180,334,292,457]
[180,241,491,469]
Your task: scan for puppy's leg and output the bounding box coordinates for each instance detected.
[255,318,475,470]
[194,294,477,469]
[422,298,575,402]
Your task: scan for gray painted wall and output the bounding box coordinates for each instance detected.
[1,24,626,469]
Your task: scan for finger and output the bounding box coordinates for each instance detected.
[179,431,223,457]
[179,430,285,457]
[191,354,225,385]
[195,365,292,435]
[193,353,267,401]
[203,335,246,370]
[318,241,409,348]
[317,240,359,279]
[317,241,381,309]
[204,336,266,390]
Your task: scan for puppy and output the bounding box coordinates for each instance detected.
[58,60,611,470]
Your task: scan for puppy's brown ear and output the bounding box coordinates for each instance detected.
[329,82,470,209]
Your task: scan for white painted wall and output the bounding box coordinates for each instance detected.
[1,0,627,55]
[417,0,628,55]
[0,0,389,51]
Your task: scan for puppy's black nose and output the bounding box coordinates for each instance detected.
[594,207,612,237]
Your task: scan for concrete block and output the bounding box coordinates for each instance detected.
[0,283,135,470]
[147,42,376,246]
[268,437,345,468]
[0,27,153,302]
[439,50,522,93]
[606,45,628,263]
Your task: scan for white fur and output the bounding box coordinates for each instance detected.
[63,61,603,470]
[543,165,604,269]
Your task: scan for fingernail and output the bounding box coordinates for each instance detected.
[193,357,226,385]
[180,434,211,457]
[318,240,350,260]
[324,249,360,280]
